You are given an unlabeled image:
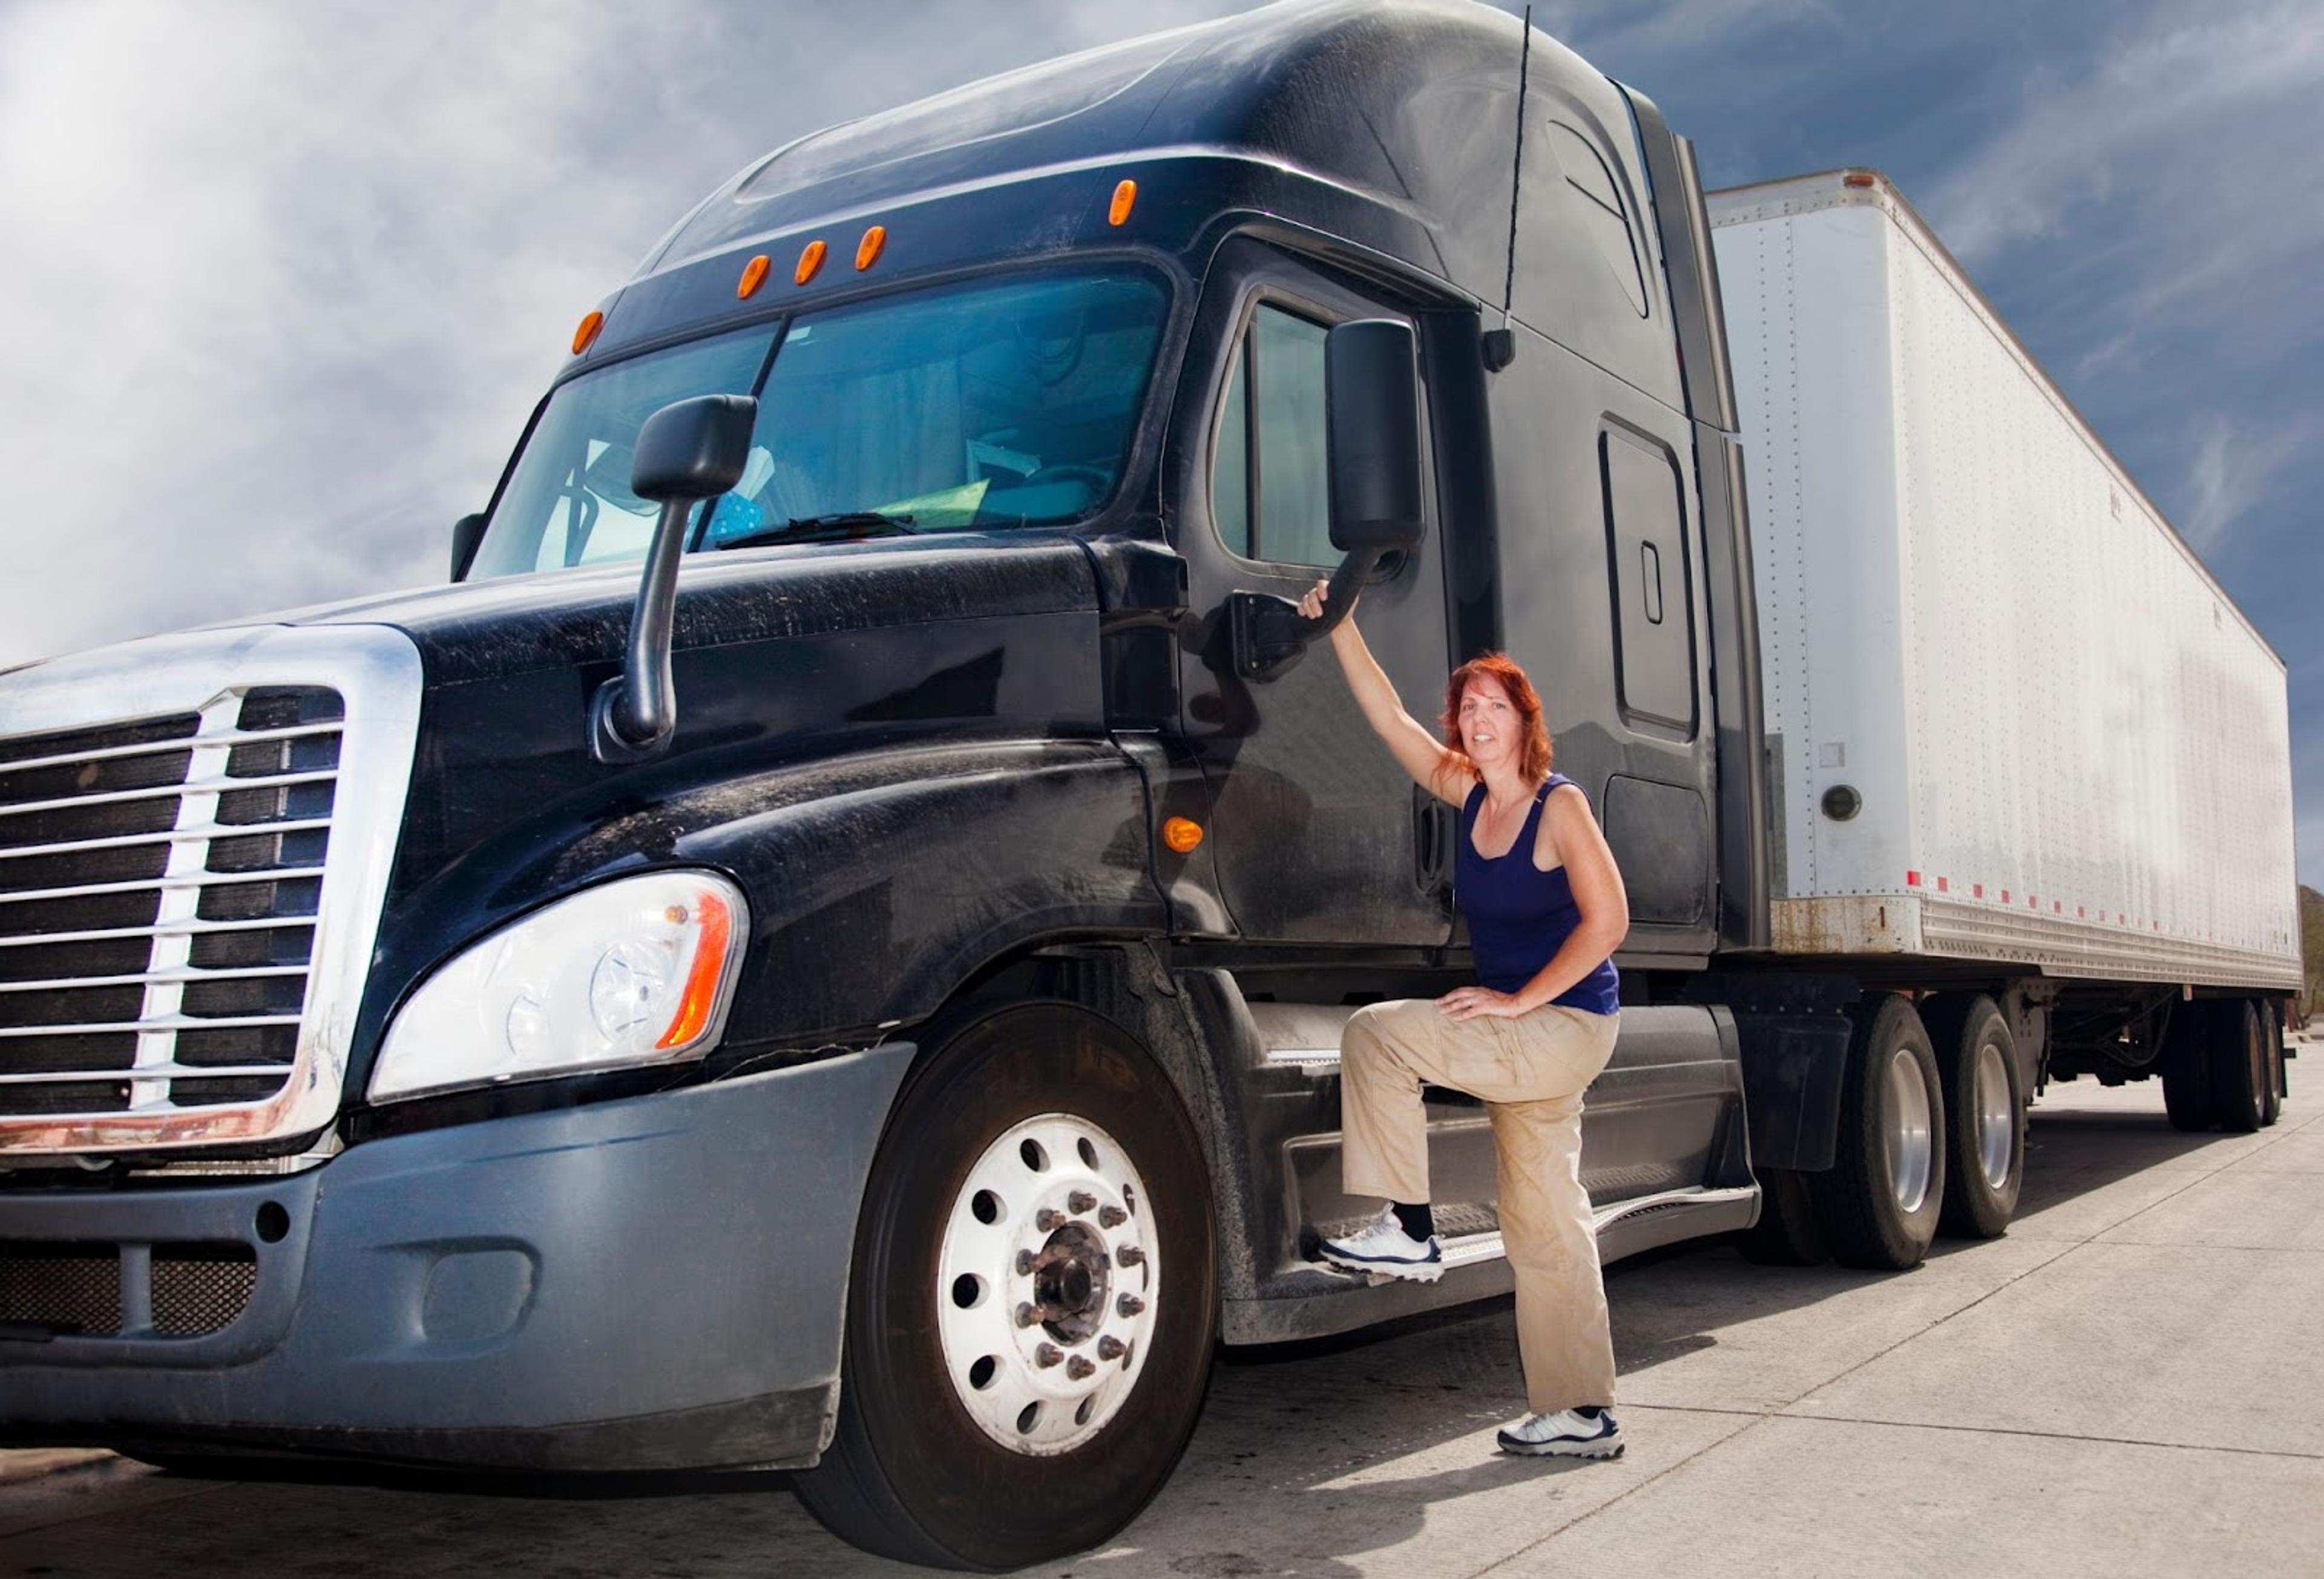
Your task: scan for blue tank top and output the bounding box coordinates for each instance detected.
[1456,774,1621,1016]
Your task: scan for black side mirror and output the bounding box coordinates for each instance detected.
[1230,320,1428,677]
[591,394,758,762]
[450,513,487,582]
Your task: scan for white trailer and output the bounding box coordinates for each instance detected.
[1706,171,2300,996]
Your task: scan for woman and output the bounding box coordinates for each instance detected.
[1301,578,1630,1460]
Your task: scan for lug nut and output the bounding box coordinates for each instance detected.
[1098,1205,1127,1229]
[1035,1342,1063,1368]
[1066,1355,1096,1380]
[1015,1302,1038,1328]
[1097,1335,1126,1361]
[1016,1250,1037,1275]
[1036,1209,1066,1232]
[1117,1294,1146,1318]
[1068,1190,1097,1214]
[1117,1245,1146,1268]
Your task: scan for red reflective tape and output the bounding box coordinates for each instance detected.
[1906,870,1922,888]
[1973,884,1984,899]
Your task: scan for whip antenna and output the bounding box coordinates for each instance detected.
[1483,4,1532,371]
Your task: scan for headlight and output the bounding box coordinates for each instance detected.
[368,871,748,1103]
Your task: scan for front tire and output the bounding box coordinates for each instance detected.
[792,1002,1218,1571]
[1925,996,2023,1239]
[1810,994,1945,1270]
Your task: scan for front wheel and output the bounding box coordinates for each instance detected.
[792,1002,1218,1571]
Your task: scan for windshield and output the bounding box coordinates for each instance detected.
[470,269,1169,578]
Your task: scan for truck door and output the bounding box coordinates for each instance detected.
[1167,240,1456,947]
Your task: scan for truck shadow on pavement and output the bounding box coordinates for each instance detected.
[45,1095,2274,1579]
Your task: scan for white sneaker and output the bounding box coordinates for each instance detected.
[1318,1205,1444,1282]
[1497,1407,1623,1459]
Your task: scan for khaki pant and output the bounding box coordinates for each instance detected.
[1339,998,1621,1414]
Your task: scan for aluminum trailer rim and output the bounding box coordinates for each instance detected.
[1974,1037,2014,1190]
[1885,1046,1934,1214]
[936,1111,1159,1456]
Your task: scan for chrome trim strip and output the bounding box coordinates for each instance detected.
[0,623,421,1154]
[0,722,339,777]
[0,1013,302,1040]
[0,1062,296,1085]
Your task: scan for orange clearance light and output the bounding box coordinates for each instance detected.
[855,225,887,271]
[795,238,828,285]
[1109,178,1137,226]
[737,254,771,298]
[1842,170,1877,189]
[570,310,604,355]
[1163,816,1205,855]
[655,887,734,1051]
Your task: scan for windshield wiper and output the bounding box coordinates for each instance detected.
[714,512,917,550]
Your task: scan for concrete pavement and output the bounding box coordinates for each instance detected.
[2,1075,2317,1577]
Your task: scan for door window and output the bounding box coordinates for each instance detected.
[1210,303,1336,568]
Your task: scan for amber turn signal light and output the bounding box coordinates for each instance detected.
[795,238,827,285]
[570,310,604,355]
[855,225,887,271]
[737,254,770,298]
[1109,179,1137,226]
[1163,817,1204,855]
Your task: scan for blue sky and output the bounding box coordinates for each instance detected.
[0,0,2314,885]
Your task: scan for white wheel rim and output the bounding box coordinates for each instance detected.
[936,1112,1160,1456]
[1974,1038,2014,1190]
[1884,1047,1933,1215]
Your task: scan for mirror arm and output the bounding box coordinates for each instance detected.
[590,495,700,763]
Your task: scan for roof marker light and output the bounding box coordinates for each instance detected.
[737,254,770,298]
[571,310,604,355]
[1109,179,1137,226]
[795,239,827,285]
[1843,171,1877,189]
[855,225,887,271]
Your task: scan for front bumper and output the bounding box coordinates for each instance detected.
[0,1045,913,1471]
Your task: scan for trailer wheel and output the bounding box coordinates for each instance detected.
[1925,996,2023,1239]
[1810,994,1945,1270]
[2213,1000,2267,1135]
[791,1002,1218,1572]
[2161,1001,2214,1132]
[2259,1003,2284,1128]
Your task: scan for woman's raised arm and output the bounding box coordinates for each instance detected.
[1296,578,1471,806]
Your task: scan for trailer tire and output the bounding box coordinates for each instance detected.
[2161,1001,2213,1132]
[2213,999,2267,1135]
[791,1002,1218,1572]
[1740,1166,1827,1265]
[1924,996,2023,1239]
[1810,994,1945,1270]
[2260,1003,2284,1128]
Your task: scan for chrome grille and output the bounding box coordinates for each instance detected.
[0,689,343,1117]
[0,625,422,1156]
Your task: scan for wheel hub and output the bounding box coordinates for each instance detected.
[937,1112,1159,1456]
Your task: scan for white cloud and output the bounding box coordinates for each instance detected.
[0,0,1252,671]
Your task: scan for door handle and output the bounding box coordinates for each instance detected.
[1414,787,1454,901]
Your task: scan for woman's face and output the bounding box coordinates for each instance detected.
[1457,673,1521,771]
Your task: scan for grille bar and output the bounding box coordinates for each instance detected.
[0,768,338,822]
[0,1014,303,1043]
[0,868,323,907]
[0,965,308,995]
[0,916,315,948]
[0,722,341,778]
[0,818,335,864]
[0,1062,299,1085]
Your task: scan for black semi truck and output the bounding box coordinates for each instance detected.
[0,2,2299,1570]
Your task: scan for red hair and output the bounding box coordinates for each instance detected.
[1442,652,1552,786]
